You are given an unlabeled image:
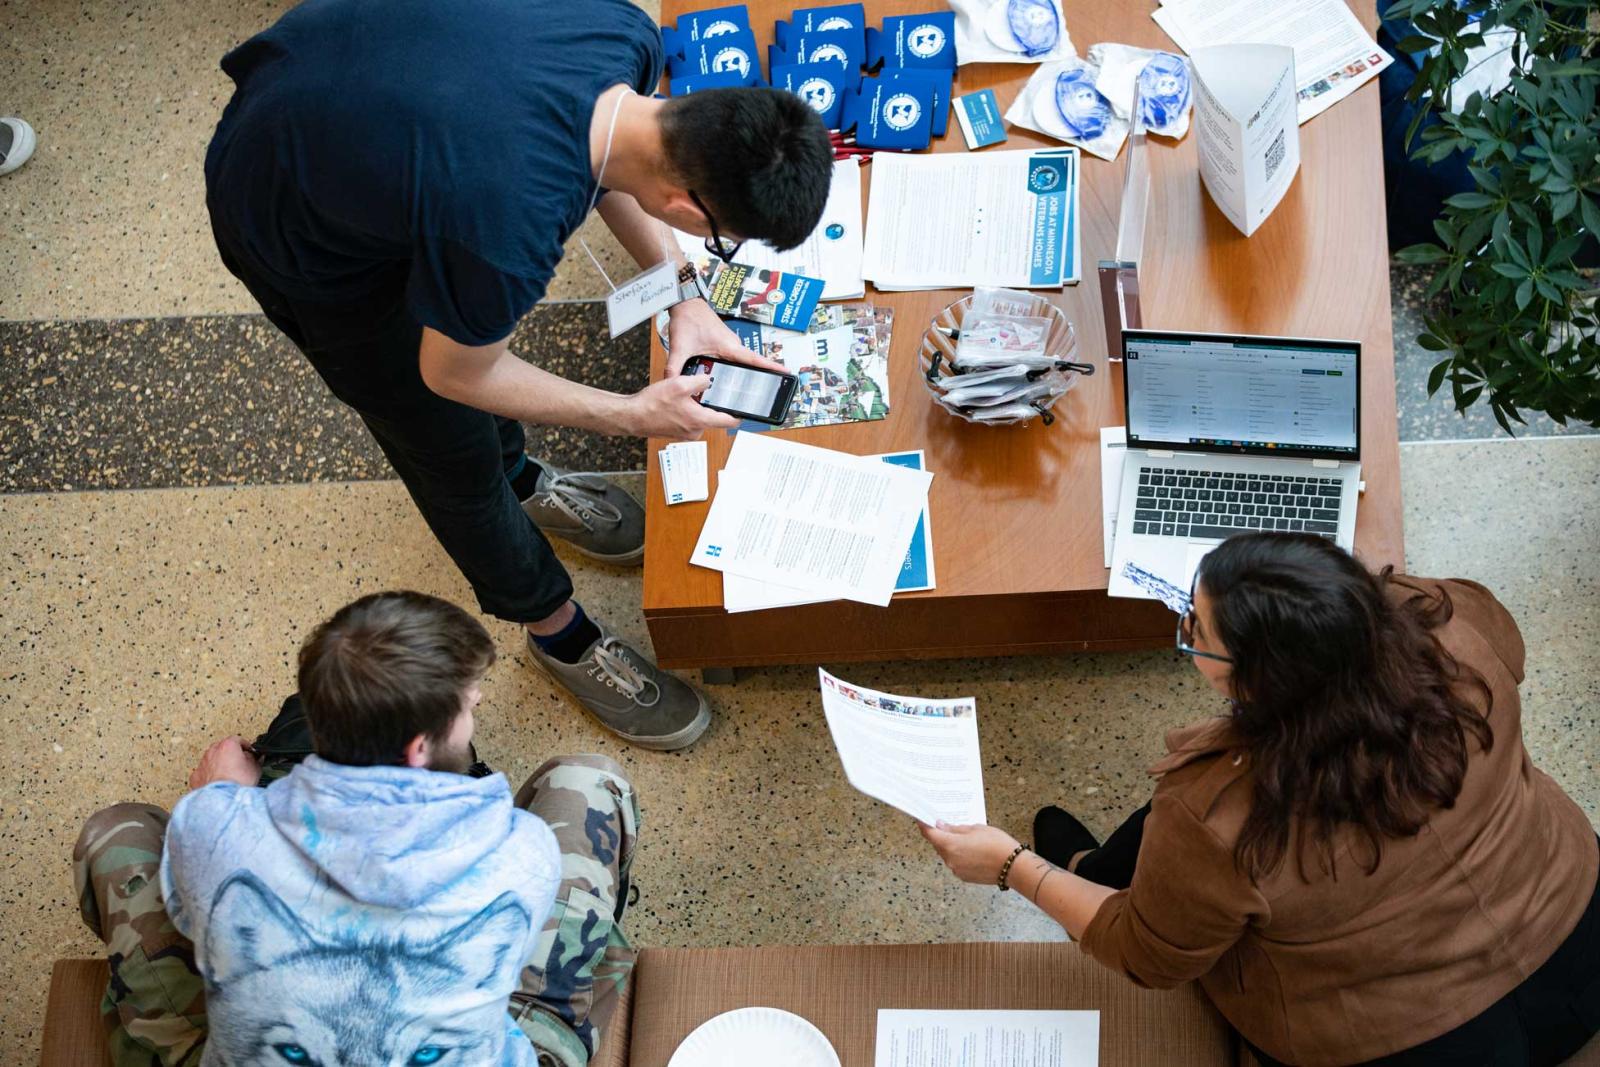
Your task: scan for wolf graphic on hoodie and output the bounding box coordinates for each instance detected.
[161,756,562,1067]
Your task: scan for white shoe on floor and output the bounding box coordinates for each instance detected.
[0,118,36,176]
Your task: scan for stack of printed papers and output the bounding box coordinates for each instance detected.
[862,149,1080,290]
[691,433,933,609]
[1151,0,1393,124]
[658,440,709,505]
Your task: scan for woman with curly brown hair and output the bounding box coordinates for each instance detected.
[922,533,1599,1066]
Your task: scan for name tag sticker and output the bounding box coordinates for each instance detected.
[605,261,681,338]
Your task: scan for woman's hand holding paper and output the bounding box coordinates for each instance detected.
[919,820,1024,885]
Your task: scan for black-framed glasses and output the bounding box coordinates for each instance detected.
[689,189,744,264]
[1176,580,1234,664]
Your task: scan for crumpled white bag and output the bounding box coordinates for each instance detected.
[1005,56,1128,160]
[951,0,1075,65]
[1088,42,1192,140]
[1006,45,1193,160]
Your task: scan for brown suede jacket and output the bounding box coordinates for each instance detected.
[1079,577,1597,1066]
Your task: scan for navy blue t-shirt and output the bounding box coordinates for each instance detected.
[206,0,663,346]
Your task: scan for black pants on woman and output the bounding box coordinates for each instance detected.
[1074,809,1600,1067]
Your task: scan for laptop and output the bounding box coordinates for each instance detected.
[1107,329,1362,600]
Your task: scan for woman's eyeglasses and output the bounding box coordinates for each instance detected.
[689,190,744,264]
[1175,581,1234,664]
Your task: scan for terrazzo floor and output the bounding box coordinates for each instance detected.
[0,0,659,321]
[3,438,1596,1057]
[4,0,1599,1057]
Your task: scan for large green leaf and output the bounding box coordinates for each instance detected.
[1427,359,1451,397]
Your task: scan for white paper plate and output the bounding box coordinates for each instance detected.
[667,1007,841,1067]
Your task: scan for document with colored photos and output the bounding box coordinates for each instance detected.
[818,668,986,827]
[1152,0,1393,124]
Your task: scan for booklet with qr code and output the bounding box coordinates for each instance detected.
[1188,43,1300,236]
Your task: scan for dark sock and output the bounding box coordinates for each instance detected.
[1032,805,1101,869]
[507,454,545,502]
[530,602,601,664]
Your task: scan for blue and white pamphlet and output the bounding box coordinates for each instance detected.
[701,260,827,330]
[862,148,1080,290]
[878,451,935,593]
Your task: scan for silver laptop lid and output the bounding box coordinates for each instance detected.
[1123,330,1361,461]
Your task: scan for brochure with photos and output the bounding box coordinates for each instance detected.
[725,303,893,431]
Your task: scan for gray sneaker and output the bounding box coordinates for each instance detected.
[526,629,712,751]
[521,463,644,565]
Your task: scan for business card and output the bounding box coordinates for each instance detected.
[955,89,1008,150]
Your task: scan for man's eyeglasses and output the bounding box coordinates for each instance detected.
[689,190,744,264]
[1175,581,1233,664]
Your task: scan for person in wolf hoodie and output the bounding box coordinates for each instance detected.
[72,591,639,1067]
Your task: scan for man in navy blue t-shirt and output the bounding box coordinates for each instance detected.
[206,0,832,750]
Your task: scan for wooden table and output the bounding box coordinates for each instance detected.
[643,0,1403,670]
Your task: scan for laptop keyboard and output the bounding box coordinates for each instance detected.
[1132,467,1344,541]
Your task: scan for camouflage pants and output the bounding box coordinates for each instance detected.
[71,754,640,1067]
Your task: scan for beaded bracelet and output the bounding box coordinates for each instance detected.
[997,843,1029,891]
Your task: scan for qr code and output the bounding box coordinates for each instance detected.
[1264,129,1286,181]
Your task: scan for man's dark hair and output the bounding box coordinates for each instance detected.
[660,88,833,250]
[297,591,495,767]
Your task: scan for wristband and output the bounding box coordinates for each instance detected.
[675,263,703,306]
[997,843,1029,891]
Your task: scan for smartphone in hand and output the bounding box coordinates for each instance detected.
[680,355,799,426]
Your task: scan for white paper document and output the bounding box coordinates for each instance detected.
[677,158,864,301]
[1191,44,1301,236]
[658,440,709,505]
[819,669,985,826]
[862,149,1080,291]
[691,433,933,607]
[1099,426,1126,568]
[723,450,935,613]
[875,1010,1100,1067]
[1152,0,1393,125]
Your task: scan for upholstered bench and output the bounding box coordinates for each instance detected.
[40,941,1238,1066]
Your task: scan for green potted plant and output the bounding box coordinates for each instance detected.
[1386,0,1598,433]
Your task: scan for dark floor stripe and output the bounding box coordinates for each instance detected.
[2,270,1594,494]
[0,303,650,493]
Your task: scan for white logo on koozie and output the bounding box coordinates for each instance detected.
[711,46,751,76]
[809,43,848,65]
[817,15,852,30]
[907,24,945,58]
[798,77,836,113]
[703,19,740,36]
[883,92,921,131]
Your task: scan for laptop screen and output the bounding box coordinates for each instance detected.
[1123,331,1361,459]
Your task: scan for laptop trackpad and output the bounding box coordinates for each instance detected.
[1185,542,1218,588]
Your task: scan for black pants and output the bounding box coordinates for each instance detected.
[1074,807,1600,1067]
[210,223,572,624]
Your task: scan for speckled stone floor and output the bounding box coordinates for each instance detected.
[2,439,1595,1057]
[0,305,652,491]
[0,0,659,321]
[3,0,1598,1057]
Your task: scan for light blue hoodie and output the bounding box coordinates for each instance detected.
[161,756,561,1067]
